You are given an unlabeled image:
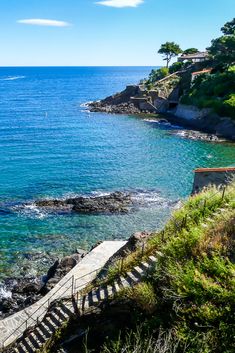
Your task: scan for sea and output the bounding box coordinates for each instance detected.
[0,66,234,280]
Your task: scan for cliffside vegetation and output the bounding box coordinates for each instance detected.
[51,182,235,353]
[146,18,235,119]
[97,182,235,353]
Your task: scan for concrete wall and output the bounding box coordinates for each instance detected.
[173,104,235,140]
[192,167,235,193]
[175,104,211,121]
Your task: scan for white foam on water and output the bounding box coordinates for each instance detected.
[13,204,48,219]
[0,76,26,81]
[206,154,213,159]
[0,284,12,299]
[131,190,175,209]
[143,118,159,123]
[80,101,94,108]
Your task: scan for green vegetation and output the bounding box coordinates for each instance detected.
[180,18,235,119]
[147,67,169,84]
[158,42,182,68]
[101,326,179,353]
[147,19,235,120]
[208,17,235,69]
[221,18,235,35]
[97,182,235,353]
[50,182,235,353]
[183,48,199,55]
[181,68,235,119]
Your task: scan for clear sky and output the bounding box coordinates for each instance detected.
[1,0,234,66]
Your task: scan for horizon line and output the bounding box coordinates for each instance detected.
[0,65,159,68]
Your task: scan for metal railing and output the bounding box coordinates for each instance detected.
[0,266,106,350]
[1,184,233,350]
[161,185,231,240]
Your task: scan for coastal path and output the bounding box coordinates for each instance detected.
[0,241,127,350]
[12,252,159,353]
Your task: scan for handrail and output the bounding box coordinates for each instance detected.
[1,185,232,350]
[1,265,106,349]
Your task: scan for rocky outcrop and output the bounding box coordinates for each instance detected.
[0,250,87,319]
[173,104,235,140]
[89,102,141,115]
[34,192,133,214]
[89,85,142,115]
[168,129,224,142]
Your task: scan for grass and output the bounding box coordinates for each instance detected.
[108,182,235,353]
[54,182,235,353]
[101,326,180,353]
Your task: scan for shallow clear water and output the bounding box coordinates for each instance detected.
[0,66,234,279]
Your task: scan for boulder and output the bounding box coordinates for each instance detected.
[128,231,153,250]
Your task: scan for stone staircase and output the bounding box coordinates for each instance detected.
[12,254,157,353]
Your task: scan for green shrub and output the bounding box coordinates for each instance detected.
[182,70,235,118]
[147,67,169,84]
[169,61,183,73]
[223,93,235,118]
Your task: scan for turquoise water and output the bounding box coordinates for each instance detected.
[0,66,234,278]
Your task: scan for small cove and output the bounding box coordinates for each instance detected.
[0,66,234,279]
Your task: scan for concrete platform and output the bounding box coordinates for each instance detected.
[0,240,127,349]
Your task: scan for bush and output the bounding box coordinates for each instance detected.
[182,70,235,119]
[169,61,184,73]
[223,93,235,118]
[147,67,169,84]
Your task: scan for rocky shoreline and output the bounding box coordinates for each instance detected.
[0,249,87,319]
[87,82,235,142]
[0,231,153,320]
[88,101,226,143]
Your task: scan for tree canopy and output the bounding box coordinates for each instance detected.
[208,18,235,69]
[158,42,182,68]
[209,36,235,68]
[221,18,235,35]
[183,48,199,55]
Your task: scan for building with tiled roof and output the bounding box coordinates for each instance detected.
[178,51,209,63]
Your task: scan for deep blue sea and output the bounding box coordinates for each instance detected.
[0,66,234,279]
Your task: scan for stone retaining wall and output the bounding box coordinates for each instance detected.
[192,167,235,193]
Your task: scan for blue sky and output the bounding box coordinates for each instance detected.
[1,0,234,66]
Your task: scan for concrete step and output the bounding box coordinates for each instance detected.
[119,276,130,288]
[132,265,144,277]
[14,343,28,353]
[139,262,150,271]
[19,337,35,353]
[27,332,41,350]
[107,285,114,296]
[112,280,121,294]
[59,302,74,317]
[37,322,51,338]
[147,255,157,263]
[43,318,56,333]
[98,287,107,300]
[126,271,141,283]
[54,307,69,321]
[49,312,63,327]
[33,328,46,344]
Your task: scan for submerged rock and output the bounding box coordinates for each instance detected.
[169,129,225,142]
[34,191,133,215]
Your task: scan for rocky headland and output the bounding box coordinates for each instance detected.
[87,70,235,142]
